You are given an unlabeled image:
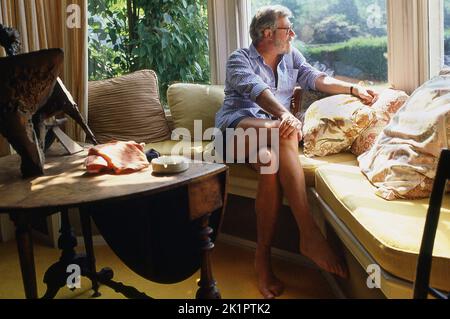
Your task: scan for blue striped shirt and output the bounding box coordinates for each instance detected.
[215,43,326,131]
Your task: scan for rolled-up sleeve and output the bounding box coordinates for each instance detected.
[293,49,326,91]
[226,51,270,101]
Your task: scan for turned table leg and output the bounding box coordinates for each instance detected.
[41,209,79,299]
[80,210,101,297]
[10,213,38,299]
[196,213,221,299]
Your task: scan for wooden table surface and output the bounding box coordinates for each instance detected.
[0,143,227,212]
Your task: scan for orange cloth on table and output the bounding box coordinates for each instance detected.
[85,141,150,174]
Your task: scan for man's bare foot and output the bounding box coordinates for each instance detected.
[255,249,285,299]
[300,227,348,278]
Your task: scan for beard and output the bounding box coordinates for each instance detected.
[275,39,291,54]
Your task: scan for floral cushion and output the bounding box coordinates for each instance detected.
[294,89,331,123]
[351,89,409,156]
[358,75,450,200]
[302,94,376,157]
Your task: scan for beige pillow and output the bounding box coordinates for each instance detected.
[88,70,171,144]
[351,89,409,156]
[440,68,450,76]
[358,75,450,200]
[167,83,224,141]
[302,94,375,157]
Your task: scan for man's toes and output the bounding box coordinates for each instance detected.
[329,261,347,278]
[260,288,275,299]
[270,284,284,297]
[338,264,348,278]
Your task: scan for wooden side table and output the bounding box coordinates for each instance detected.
[0,144,228,299]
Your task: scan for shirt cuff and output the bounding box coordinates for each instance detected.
[309,71,327,91]
[250,83,270,101]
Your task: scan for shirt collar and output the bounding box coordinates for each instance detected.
[249,43,288,64]
[249,43,261,60]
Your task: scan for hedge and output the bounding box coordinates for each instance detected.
[302,36,388,81]
[445,33,450,53]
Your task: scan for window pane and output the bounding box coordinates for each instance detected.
[445,0,450,67]
[250,0,388,85]
[88,0,210,105]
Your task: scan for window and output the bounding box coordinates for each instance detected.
[445,0,450,67]
[88,0,210,104]
[250,0,388,85]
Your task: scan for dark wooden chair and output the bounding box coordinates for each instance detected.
[290,87,332,120]
[413,149,450,299]
[290,86,304,116]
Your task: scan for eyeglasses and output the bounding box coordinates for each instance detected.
[276,24,294,35]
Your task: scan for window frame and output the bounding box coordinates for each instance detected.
[207,0,251,84]
[209,0,446,92]
[428,0,444,76]
[387,0,444,93]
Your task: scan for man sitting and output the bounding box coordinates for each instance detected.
[215,5,378,299]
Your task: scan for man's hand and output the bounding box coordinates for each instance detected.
[353,86,379,106]
[279,112,302,140]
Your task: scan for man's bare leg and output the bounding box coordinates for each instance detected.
[277,133,348,278]
[236,118,347,280]
[250,150,284,299]
[233,119,285,298]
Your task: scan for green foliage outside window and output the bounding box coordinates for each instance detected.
[251,0,387,44]
[89,0,130,79]
[251,0,387,82]
[312,14,361,44]
[88,0,210,104]
[445,0,450,29]
[305,37,387,81]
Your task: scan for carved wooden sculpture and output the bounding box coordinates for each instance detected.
[0,24,98,177]
[0,24,21,55]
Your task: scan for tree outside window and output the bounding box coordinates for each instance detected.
[88,0,210,105]
[250,0,388,85]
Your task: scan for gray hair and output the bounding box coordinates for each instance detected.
[249,5,292,45]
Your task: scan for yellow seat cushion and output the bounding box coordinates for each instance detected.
[144,141,356,187]
[228,148,357,187]
[300,150,357,186]
[144,140,212,159]
[315,164,450,291]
